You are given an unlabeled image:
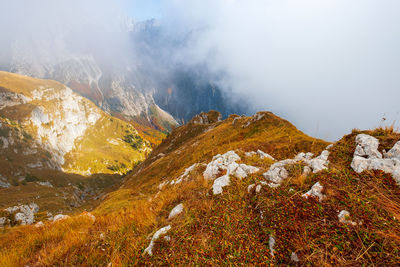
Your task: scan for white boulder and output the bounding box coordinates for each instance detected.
[351,134,400,184]
[384,141,400,160]
[338,210,357,226]
[353,134,382,159]
[257,150,275,160]
[203,151,241,180]
[302,182,325,201]
[35,221,44,228]
[263,161,292,186]
[245,151,257,157]
[5,203,39,225]
[291,252,299,262]
[212,175,230,195]
[144,225,171,256]
[255,184,262,193]
[247,184,256,193]
[206,151,259,194]
[269,235,276,257]
[53,214,70,222]
[168,203,184,220]
[0,217,7,227]
[309,150,330,173]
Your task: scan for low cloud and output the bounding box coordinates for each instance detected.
[161,0,400,140]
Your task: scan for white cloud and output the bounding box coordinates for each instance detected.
[162,0,400,140]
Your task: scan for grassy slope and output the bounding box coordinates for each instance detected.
[0,112,400,266]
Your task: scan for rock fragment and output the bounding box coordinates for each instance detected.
[302,182,325,201]
[144,225,171,256]
[168,203,184,220]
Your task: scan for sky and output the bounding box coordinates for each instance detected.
[130,0,162,20]
[158,0,400,140]
[1,0,400,141]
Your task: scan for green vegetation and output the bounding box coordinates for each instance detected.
[24,174,39,182]
[123,133,144,150]
[0,111,399,266]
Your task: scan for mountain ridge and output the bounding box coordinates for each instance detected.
[1,110,399,266]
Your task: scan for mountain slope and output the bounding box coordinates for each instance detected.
[0,71,151,175]
[8,47,179,132]
[0,71,156,218]
[1,111,399,266]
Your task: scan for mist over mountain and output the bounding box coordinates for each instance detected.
[0,1,247,128]
[160,0,400,140]
[2,2,400,265]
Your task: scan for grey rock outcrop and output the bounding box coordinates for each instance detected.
[4,203,39,225]
[351,134,400,184]
[204,151,259,195]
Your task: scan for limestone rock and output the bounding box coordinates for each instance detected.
[53,214,70,222]
[168,203,184,220]
[302,182,325,201]
[353,134,382,159]
[5,203,39,225]
[203,151,241,180]
[35,221,44,228]
[205,150,259,194]
[245,151,257,157]
[247,184,256,193]
[256,184,262,193]
[257,150,275,160]
[269,235,276,257]
[384,141,400,160]
[191,111,222,125]
[213,175,230,195]
[309,150,330,173]
[263,160,292,186]
[0,217,7,227]
[351,134,400,184]
[338,210,357,226]
[144,225,171,256]
[291,252,299,262]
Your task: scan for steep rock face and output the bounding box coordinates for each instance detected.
[29,87,101,165]
[0,71,151,176]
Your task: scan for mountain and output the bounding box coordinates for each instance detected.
[2,110,398,265]
[8,46,179,132]
[2,19,246,129]
[0,71,156,215]
[130,19,248,123]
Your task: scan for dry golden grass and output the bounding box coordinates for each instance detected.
[1,111,400,266]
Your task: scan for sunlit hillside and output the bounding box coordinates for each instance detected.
[2,110,398,265]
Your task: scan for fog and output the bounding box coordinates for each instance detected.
[0,0,132,68]
[161,0,400,140]
[1,0,400,140]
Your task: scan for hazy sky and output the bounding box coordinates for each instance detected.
[1,0,400,141]
[131,0,162,20]
[159,0,400,140]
